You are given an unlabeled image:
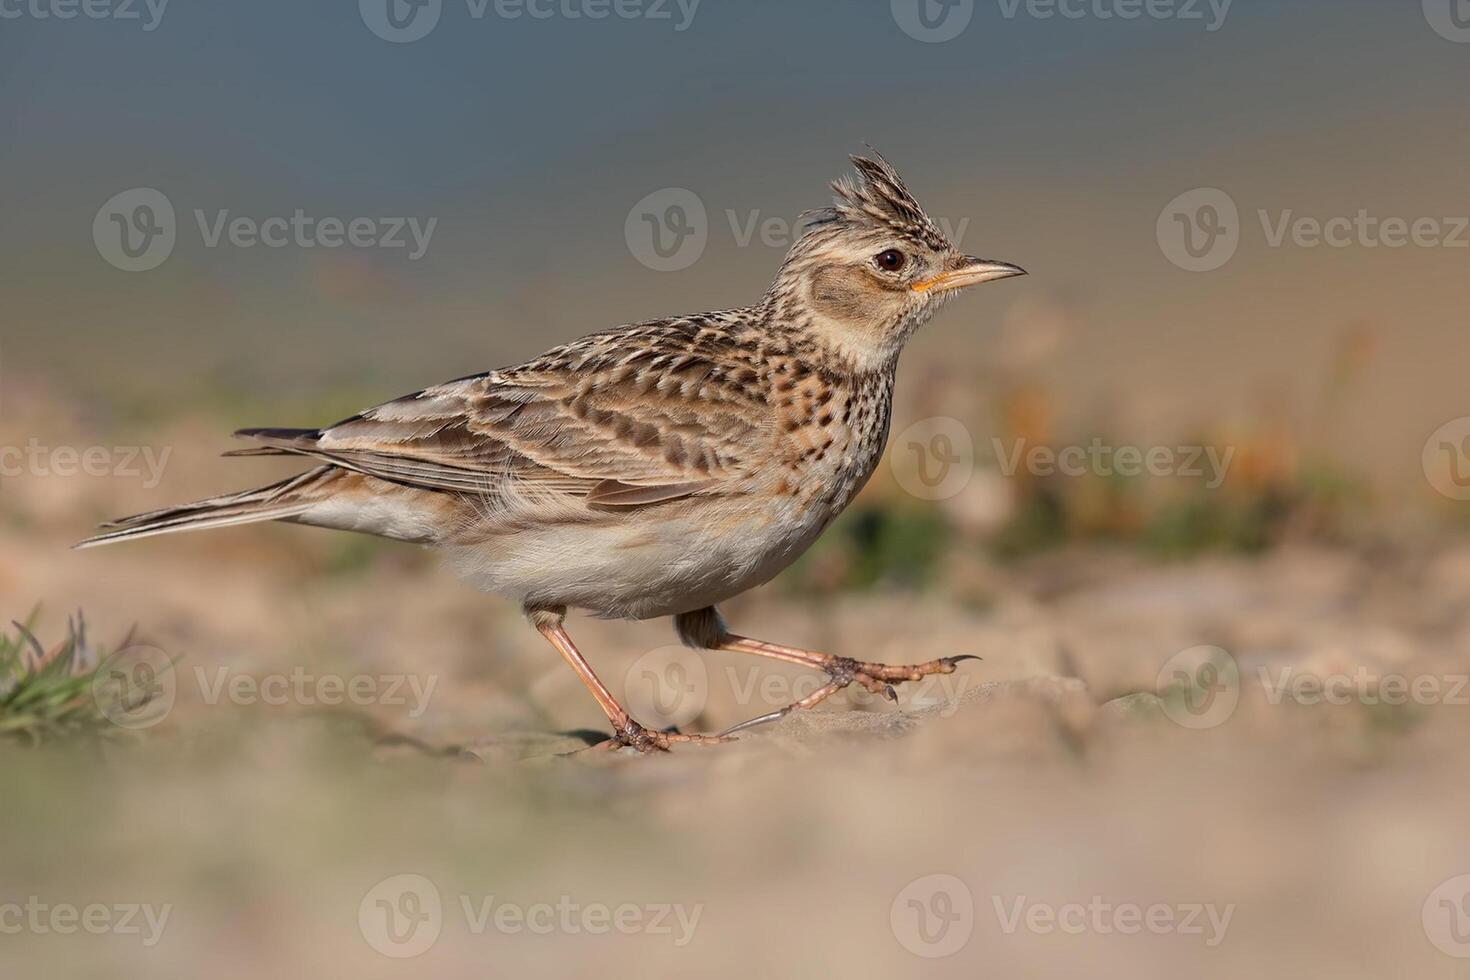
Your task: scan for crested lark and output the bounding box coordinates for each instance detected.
[79,154,1025,752]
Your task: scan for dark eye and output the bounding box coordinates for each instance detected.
[875,249,906,272]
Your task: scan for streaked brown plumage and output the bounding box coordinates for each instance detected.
[78,153,1025,751]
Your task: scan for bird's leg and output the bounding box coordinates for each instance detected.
[527,605,728,753]
[673,606,977,737]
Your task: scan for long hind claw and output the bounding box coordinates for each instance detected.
[717,708,791,738]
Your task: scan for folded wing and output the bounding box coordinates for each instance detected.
[232,322,772,508]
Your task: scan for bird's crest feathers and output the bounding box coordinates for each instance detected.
[803,152,951,250]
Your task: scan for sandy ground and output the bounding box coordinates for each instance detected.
[3,386,1470,977]
[7,496,1470,978]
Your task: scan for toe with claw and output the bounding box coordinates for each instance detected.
[600,718,734,754]
[710,647,984,739]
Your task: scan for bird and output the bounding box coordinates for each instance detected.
[77,153,1026,752]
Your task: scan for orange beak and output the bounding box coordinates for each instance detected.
[911,256,1027,294]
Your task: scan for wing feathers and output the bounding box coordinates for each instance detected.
[227,320,773,508]
[585,479,719,508]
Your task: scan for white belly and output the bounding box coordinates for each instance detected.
[443,493,833,620]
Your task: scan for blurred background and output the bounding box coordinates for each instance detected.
[5,0,1470,976]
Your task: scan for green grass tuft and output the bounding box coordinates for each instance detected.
[0,613,160,745]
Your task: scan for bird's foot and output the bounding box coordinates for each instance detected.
[718,654,981,737]
[599,718,734,754]
[841,653,982,698]
[814,653,981,704]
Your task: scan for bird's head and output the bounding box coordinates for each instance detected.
[764,153,1025,370]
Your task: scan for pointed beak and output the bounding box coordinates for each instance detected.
[911,256,1027,294]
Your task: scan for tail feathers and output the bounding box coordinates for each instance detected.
[221,447,293,458]
[220,428,324,459]
[75,503,314,549]
[233,427,320,448]
[76,467,333,549]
